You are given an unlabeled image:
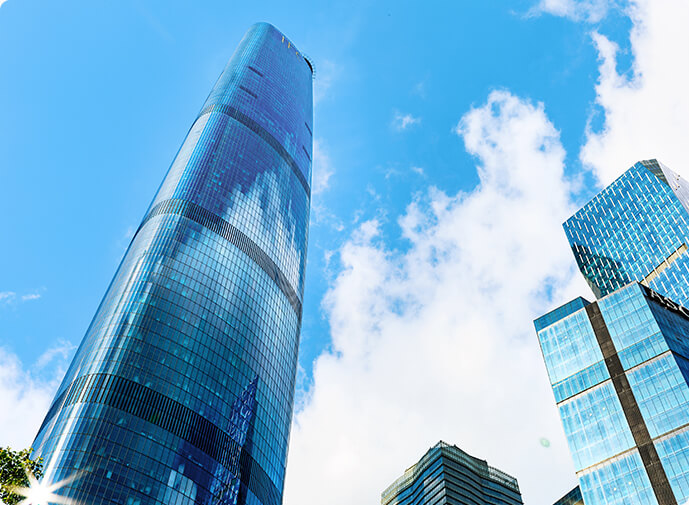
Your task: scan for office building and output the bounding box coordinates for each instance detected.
[536,159,689,504]
[536,283,689,504]
[381,441,523,505]
[564,159,689,305]
[552,487,583,505]
[32,22,313,505]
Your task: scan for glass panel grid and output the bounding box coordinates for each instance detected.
[564,161,689,305]
[32,22,313,505]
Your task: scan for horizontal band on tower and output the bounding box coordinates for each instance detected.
[135,198,302,319]
[197,102,311,198]
[36,373,280,505]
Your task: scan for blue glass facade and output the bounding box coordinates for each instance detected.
[380,441,523,505]
[536,284,689,505]
[564,159,689,304]
[32,23,312,505]
[552,486,583,505]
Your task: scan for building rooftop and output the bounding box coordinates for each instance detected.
[381,441,520,505]
[534,296,591,332]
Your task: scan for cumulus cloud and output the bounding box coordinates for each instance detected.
[285,90,589,505]
[0,347,63,449]
[531,0,615,22]
[391,111,421,131]
[581,0,689,183]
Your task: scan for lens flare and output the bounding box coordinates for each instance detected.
[14,469,82,505]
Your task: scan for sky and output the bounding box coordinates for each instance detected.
[1,0,689,504]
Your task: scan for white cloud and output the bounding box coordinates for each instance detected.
[391,111,421,131]
[314,59,340,105]
[0,291,16,303]
[0,290,43,305]
[312,139,334,195]
[581,0,689,183]
[0,0,10,8]
[384,166,425,179]
[413,80,427,99]
[285,90,590,505]
[0,347,62,449]
[532,0,615,22]
[310,139,345,231]
[34,340,76,372]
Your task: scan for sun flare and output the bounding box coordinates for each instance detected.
[14,470,82,505]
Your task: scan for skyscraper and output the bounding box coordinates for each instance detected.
[552,487,583,505]
[381,441,523,505]
[565,159,689,304]
[535,284,689,504]
[32,22,312,505]
[535,159,689,505]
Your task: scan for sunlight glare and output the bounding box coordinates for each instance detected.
[15,469,82,505]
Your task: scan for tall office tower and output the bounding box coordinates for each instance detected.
[565,159,689,304]
[535,283,689,505]
[552,487,583,505]
[380,441,523,505]
[536,159,689,504]
[31,23,312,505]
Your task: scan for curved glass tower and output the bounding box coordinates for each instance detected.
[32,22,313,505]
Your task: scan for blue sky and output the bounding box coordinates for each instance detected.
[2,1,689,504]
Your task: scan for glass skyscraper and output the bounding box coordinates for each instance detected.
[565,159,689,304]
[536,284,689,504]
[536,159,689,505]
[380,441,523,505]
[552,487,583,505]
[32,22,312,505]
